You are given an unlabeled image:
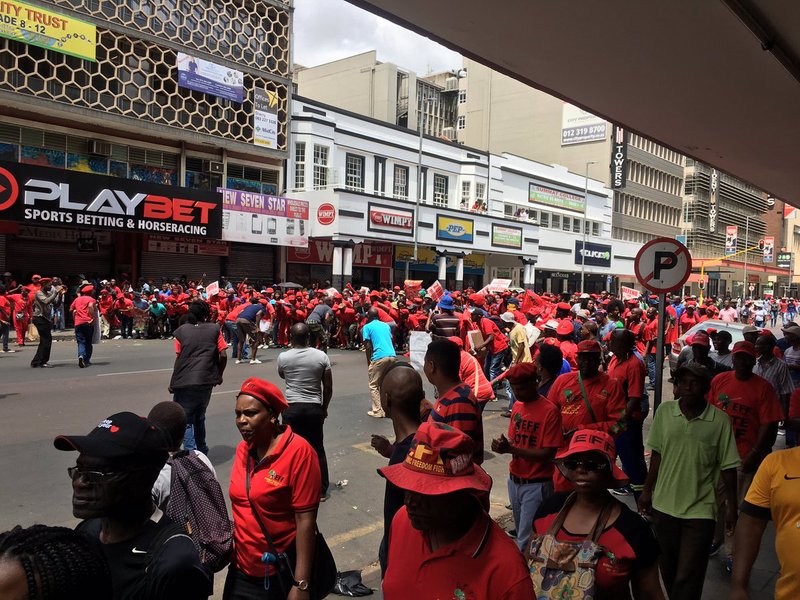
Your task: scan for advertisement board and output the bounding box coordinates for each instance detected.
[621,286,639,301]
[253,89,279,148]
[145,235,229,256]
[220,188,308,248]
[367,203,414,236]
[777,252,792,269]
[724,225,738,255]
[0,161,221,237]
[436,215,474,243]
[491,224,523,249]
[610,125,628,189]
[574,240,612,268]
[177,52,244,103]
[288,240,392,267]
[0,0,96,61]
[561,103,607,146]
[394,246,485,269]
[528,183,585,213]
[763,236,775,263]
[709,169,719,234]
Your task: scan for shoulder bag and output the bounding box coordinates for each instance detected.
[576,372,598,423]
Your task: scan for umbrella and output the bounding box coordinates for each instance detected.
[276,281,303,289]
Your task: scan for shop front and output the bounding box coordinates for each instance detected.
[287,239,393,289]
[393,245,485,290]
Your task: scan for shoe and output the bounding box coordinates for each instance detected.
[250,359,262,364]
[319,494,330,503]
[40,363,52,368]
[2,349,14,353]
[611,485,633,497]
[708,542,722,557]
[501,411,512,418]
[723,555,733,574]
[235,359,242,364]
[367,410,385,418]
[78,356,85,368]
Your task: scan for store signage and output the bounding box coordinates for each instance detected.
[491,224,522,249]
[16,225,112,244]
[763,235,774,263]
[145,234,229,256]
[709,169,719,234]
[220,188,308,248]
[177,52,244,103]
[288,240,392,267]
[367,203,413,236]
[317,203,336,225]
[574,240,612,268]
[0,161,221,237]
[610,125,628,189]
[777,252,792,269]
[528,183,585,213]
[395,245,485,268]
[0,0,96,61]
[724,225,737,255]
[436,215,474,243]
[561,103,607,146]
[253,89,279,148]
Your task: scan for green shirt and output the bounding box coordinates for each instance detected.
[646,400,740,520]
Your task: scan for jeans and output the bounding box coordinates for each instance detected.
[508,477,552,551]
[647,354,657,388]
[614,400,649,495]
[484,348,507,381]
[173,386,213,454]
[282,402,329,495]
[75,323,94,363]
[119,314,133,338]
[53,306,65,330]
[0,322,8,351]
[652,510,715,600]
[771,311,779,327]
[31,316,53,367]
[225,321,248,359]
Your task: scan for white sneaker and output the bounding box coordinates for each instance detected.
[250,359,262,364]
[235,359,242,364]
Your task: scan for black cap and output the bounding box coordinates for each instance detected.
[674,363,711,382]
[54,412,169,462]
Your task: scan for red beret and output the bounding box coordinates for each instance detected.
[238,378,288,413]
[469,293,486,307]
[393,286,401,291]
[577,340,602,353]
[556,320,574,336]
[80,284,95,294]
[265,288,274,293]
[504,362,538,383]
[413,297,423,304]
[447,336,464,349]
[557,302,571,311]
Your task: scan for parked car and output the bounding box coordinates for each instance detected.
[668,319,748,373]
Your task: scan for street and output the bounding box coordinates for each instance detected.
[0,335,780,598]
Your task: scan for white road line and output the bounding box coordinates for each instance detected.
[96,368,173,377]
[210,389,239,396]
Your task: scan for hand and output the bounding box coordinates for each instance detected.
[370,434,392,458]
[491,434,511,454]
[287,586,310,600]
[638,489,653,516]
[725,503,738,532]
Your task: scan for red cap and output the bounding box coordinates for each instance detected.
[393,286,401,291]
[80,284,95,294]
[265,288,274,294]
[732,340,757,357]
[237,378,288,414]
[557,302,571,311]
[504,362,538,383]
[555,429,628,486]
[556,320,574,336]
[31,274,41,280]
[690,331,710,347]
[448,336,464,349]
[469,293,486,307]
[577,340,602,353]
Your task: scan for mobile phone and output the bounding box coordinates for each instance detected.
[251,214,262,234]
[267,218,277,235]
[286,219,295,235]
[299,220,305,236]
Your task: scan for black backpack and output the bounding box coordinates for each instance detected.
[166,450,233,573]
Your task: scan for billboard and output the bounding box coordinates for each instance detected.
[220,188,308,247]
[610,125,628,189]
[177,52,244,103]
[491,224,523,249]
[724,225,738,255]
[528,183,585,213]
[367,203,414,237]
[763,236,775,263]
[0,0,96,61]
[709,169,719,234]
[561,103,607,145]
[574,240,612,268]
[145,235,229,256]
[253,89,279,148]
[436,215,474,243]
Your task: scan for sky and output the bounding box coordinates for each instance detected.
[293,0,462,74]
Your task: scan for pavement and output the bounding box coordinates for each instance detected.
[0,335,781,598]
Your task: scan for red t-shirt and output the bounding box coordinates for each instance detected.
[228,430,320,578]
[479,318,508,353]
[70,296,96,326]
[643,318,659,354]
[709,372,784,459]
[679,311,698,334]
[607,354,647,404]
[507,397,562,480]
[226,302,247,322]
[627,322,646,356]
[547,372,626,445]
[559,340,578,370]
[0,295,10,322]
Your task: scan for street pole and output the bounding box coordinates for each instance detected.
[654,292,667,411]
[412,98,425,271]
[743,215,750,300]
[580,161,596,292]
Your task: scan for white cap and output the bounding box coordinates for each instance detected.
[500,311,516,323]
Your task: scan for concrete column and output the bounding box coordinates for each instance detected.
[332,245,343,290]
[520,259,536,291]
[455,256,464,290]
[342,245,354,287]
[437,253,448,283]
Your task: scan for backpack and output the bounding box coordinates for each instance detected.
[166,450,233,573]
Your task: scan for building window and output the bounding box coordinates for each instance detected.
[539,212,549,228]
[313,144,328,190]
[552,214,561,230]
[457,115,466,130]
[345,153,365,191]
[458,89,467,104]
[476,181,485,200]
[573,219,581,233]
[374,156,386,195]
[562,216,571,232]
[461,181,471,208]
[504,204,514,217]
[293,142,305,190]
[592,222,600,236]
[433,173,448,206]
[420,167,428,200]
[393,164,409,199]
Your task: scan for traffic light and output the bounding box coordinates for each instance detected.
[758,239,765,250]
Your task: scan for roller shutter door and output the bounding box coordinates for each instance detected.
[0,235,6,272]
[225,243,275,283]
[7,239,112,279]
[140,251,222,283]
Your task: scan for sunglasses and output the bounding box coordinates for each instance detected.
[561,459,609,472]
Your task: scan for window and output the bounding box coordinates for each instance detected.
[584,221,591,234]
[539,212,549,228]
[374,156,386,195]
[458,89,466,104]
[551,214,561,230]
[504,204,514,217]
[592,222,600,236]
[573,219,581,233]
[312,144,328,189]
[293,142,305,190]
[562,216,571,232]
[433,173,448,206]
[461,181,471,207]
[393,164,409,199]
[345,153,365,191]
[457,115,466,130]
[420,167,428,200]
[476,181,485,200]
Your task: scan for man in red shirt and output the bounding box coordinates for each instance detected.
[470,309,509,386]
[70,284,97,368]
[491,362,562,550]
[0,285,13,353]
[642,306,660,390]
[8,287,31,347]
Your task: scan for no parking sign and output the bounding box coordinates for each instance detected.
[634,237,692,293]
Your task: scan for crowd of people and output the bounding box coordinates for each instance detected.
[3,270,800,599]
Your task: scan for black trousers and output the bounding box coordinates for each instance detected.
[282,402,329,495]
[652,510,715,600]
[31,316,52,367]
[223,567,287,600]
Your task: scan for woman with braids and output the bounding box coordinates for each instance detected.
[0,524,112,599]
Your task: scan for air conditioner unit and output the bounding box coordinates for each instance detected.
[88,140,112,157]
[442,127,457,140]
[202,160,224,174]
[445,77,458,92]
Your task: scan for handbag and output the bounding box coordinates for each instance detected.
[246,453,337,599]
[528,493,615,599]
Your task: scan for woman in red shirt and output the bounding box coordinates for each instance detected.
[678,303,699,334]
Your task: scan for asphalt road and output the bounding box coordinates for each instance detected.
[0,336,779,598]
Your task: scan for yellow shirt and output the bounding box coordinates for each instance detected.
[508,323,531,364]
[744,447,800,600]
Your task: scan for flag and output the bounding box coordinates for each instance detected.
[427,281,444,302]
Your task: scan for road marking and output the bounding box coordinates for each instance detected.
[326,520,383,547]
[211,389,239,396]
[96,368,173,377]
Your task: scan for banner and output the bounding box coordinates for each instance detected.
[367,203,414,237]
[403,279,423,297]
[0,0,96,61]
[427,280,444,302]
[253,89,279,148]
[0,161,221,237]
[288,240,392,267]
[621,286,639,301]
[487,278,512,292]
[610,125,628,189]
[491,224,522,249]
[724,225,738,255]
[436,215,474,243]
[561,103,607,146]
[763,236,775,263]
[395,245,485,269]
[204,281,220,297]
[177,52,243,103]
[220,188,308,248]
[528,183,585,213]
[709,169,719,234]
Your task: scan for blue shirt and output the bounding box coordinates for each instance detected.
[239,303,263,322]
[362,320,396,361]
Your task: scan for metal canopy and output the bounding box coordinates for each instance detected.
[347,0,800,204]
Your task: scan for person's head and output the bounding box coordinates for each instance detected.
[423,339,461,386]
[0,525,112,600]
[711,329,732,353]
[186,300,210,324]
[754,332,776,358]
[743,324,760,345]
[674,363,711,401]
[690,331,711,361]
[555,320,573,341]
[723,299,731,309]
[379,363,424,423]
[576,340,603,378]
[628,307,643,323]
[147,401,187,453]
[437,295,455,313]
[54,413,170,521]
[503,363,539,401]
[732,341,757,379]
[781,323,800,346]
[235,378,288,449]
[554,302,570,319]
[289,322,310,348]
[366,307,379,322]
[499,312,516,331]
[555,430,628,494]
[608,329,634,357]
[378,422,490,532]
[607,299,624,321]
[579,320,598,341]
[535,343,564,381]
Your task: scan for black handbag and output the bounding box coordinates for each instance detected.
[246,454,337,599]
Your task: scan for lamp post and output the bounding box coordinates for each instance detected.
[579,161,597,292]
[743,215,750,299]
[408,96,430,281]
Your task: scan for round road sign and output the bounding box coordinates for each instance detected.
[749,284,755,292]
[634,237,692,293]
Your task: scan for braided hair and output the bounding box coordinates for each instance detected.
[0,525,112,599]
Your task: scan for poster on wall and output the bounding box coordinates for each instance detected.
[253,89,279,148]
[724,225,738,255]
[0,0,96,61]
[220,188,308,248]
[561,103,607,146]
[491,224,522,249]
[528,183,585,213]
[435,215,474,243]
[763,236,774,263]
[367,203,414,236]
[177,52,244,103]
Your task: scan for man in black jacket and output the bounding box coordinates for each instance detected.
[168,301,227,455]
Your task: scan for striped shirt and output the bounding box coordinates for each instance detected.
[754,356,794,398]
[428,312,461,338]
[429,383,484,464]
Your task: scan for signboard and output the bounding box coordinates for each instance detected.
[367,203,414,236]
[561,103,607,146]
[220,188,308,248]
[528,183,585,213]
[205,281,220,297]
[724,225,738,255]
[0,0,96,61]
[634,237,692,293]
[0,161,221,237]
[621,286,639,301]
[253,89,279,148]
[177,52,244,103]
[487,278,512,292]
[145,235,229,256]
[426,280,444,301]
[709,169,719,234]
[491,224,523,249]
[763,235,775,263]
[317,203,335,225]
[395,246,485,269]
[436,215,474,243]
[15,225,112,244]
[288,240,392,267]
[777,252,792,269]
[610,125,628,189]
[574,240,612,268]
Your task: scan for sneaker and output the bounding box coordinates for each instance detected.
[367,410,385,418]
[78,356,85,369]
[708,542,722,557]
[40,363,52,368]
[250,359,262,364]
[235,359,242,365]
[2,349,15,353]
[611,485,633,497]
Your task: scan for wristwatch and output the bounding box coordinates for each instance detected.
[293,579,309,591]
